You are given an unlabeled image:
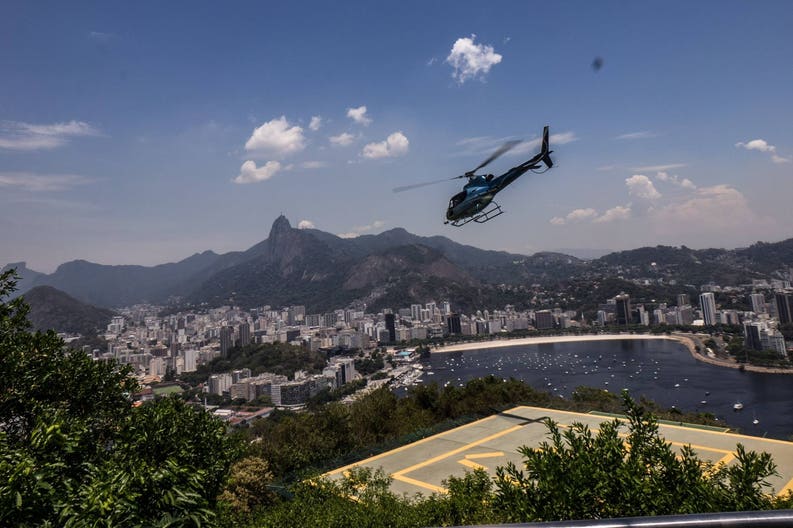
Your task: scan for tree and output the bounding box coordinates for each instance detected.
[218,457,277,515]
[0,270,240,526]
[492,391,779,522]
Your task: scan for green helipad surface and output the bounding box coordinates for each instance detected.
[325,406,793,497]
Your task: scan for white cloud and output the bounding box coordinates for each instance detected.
[650,185,770,234]
[446,34,502,83]
[735,139,775,153]
[550,208,598,225]
[301,161,326,169]
[593,205,631,223]
[615,131,655,140]
[354,220,385,232]
[362,131,409,159]
[330,132,356,147]
[346,106,371,126]
[0,120,101,151]
[567,208,598,222]
[338,220,386,238]
[736,138,790,164]
[630,163,687,172]
[0,171,92,191]
[309,116,322,131]
[297,220,315,229]
[655,171,696,190]
[244,116,305,156]
[626,174,661,200]
[233,160,282,184]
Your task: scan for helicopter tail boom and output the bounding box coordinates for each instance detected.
[541,125,554,169]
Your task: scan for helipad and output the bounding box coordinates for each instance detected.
[325,406,793,497]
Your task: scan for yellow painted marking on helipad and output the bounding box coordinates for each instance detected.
[323,413,500,478]
[458,459,487,470]
[457,451,506,471]
[393,425,523,479]
[392,473,447,494]
[778,477,793,497]
[668,441,731,455]
[465,451,505,459]
[707,452,735,475]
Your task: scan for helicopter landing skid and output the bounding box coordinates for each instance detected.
[446,201,504,227]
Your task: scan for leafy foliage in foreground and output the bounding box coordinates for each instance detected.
[493,393,780,521]
[0,270,239,527]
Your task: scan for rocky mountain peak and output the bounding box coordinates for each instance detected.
[269,215,292,238]
[265,215,310,269]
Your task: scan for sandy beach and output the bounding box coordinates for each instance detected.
[432,333,793,375]
[433,333,678,353]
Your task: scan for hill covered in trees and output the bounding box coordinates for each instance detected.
[22,285,115,335]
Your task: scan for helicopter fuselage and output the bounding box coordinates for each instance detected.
[445,162,538,222]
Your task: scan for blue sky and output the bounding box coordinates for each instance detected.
[2,1,792,272]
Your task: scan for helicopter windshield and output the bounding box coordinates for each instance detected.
[449,191,466,209]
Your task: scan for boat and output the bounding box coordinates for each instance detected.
[733,402,744,411]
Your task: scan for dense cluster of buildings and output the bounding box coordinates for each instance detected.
[594,282,792,357]
[92,277,792,405]
[205,358,356,407]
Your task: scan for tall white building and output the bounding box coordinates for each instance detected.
[699,292,717,326]
[749,293,766,314]
[183,349,198,373]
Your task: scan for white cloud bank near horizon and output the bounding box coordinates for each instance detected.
[549,168,773,246]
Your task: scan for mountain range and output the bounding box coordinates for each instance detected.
[4,216,793,313]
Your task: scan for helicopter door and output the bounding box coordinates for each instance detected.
[449,191,466,208]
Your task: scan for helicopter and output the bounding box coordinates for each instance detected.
[394,125,554,226]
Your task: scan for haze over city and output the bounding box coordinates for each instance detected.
[2,1,792,272]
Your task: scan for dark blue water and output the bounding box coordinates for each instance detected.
[420,339,793,440]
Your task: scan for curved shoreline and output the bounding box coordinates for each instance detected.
[431,333,793,375]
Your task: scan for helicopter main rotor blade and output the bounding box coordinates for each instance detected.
[469,139,521,174]
[392,176,460,193]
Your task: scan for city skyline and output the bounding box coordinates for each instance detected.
[2,1,792,272]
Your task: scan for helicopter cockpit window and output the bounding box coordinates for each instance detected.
[449,191,466,208]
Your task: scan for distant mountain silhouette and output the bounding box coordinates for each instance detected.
[4,217,792,311]
[2,262,45,298]
[22,285,115,335]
